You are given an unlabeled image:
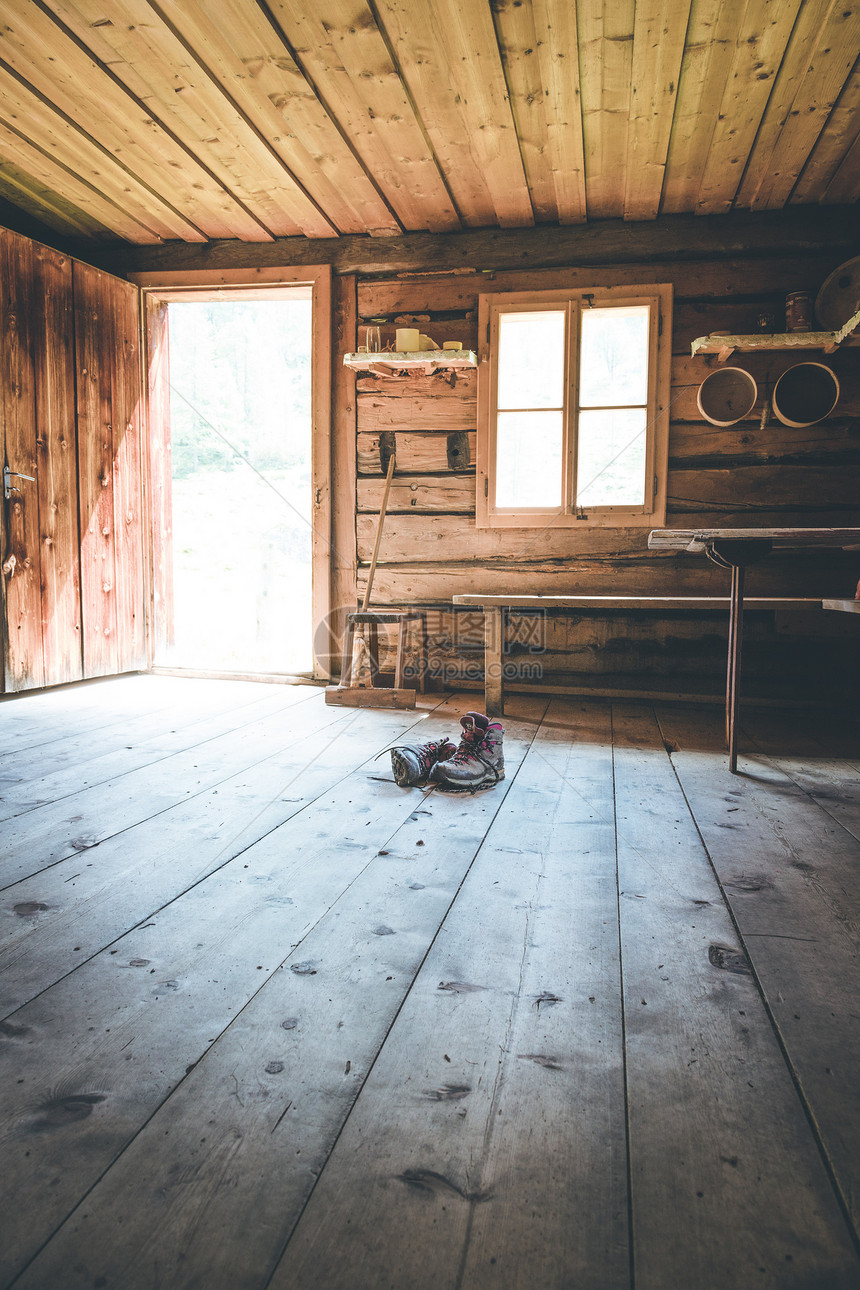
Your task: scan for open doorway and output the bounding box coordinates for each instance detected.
[165,294,312,674]
[139,270,332,680]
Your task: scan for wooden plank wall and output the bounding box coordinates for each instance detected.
[0,228,146,692]
[337,250,860,699]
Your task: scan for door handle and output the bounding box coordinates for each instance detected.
[3,466,36,500]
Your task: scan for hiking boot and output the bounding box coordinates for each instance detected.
[389,736,457,787]
[430,712,504,790]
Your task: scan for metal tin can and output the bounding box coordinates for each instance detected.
[785,291,812,332]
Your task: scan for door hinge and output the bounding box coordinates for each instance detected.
[484,476,489,498]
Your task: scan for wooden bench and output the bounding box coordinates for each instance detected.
[451,594,823,719]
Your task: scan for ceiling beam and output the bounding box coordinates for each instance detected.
[89,205,860,279]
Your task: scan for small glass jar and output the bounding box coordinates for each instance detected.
[785,292,812,332]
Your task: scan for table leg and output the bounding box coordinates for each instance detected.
[706,537,770,774]
[726,563,745,773]
[484,608,504,717]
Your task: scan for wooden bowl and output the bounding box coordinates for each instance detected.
[772,362,839,427]
[696,367,758,426]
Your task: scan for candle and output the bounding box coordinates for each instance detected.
[395,328,419,352]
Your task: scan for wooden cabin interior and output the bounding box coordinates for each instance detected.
[1,1,859,1286]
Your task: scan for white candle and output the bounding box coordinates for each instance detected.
[395,328,420,352]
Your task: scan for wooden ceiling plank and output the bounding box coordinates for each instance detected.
[0,65,205,240]
[660,0,740,215]
[263,0,459,232]
[737,0,860,210]
[535,0,587,223]
[434,0,533,226]
[818,120,860,201]
[578,0,636,220]
[491,0,561,222]
[365,0,495,227]
[0,119,163,241]
[0,163,109,238]
[145,0,399,235]
[791,56,860,203]
[493,0,587,224]
[40,0,338,238]
[695,0,805,214]
[624,0,693,220]
[373,0,533,229]
[0,0,273,240]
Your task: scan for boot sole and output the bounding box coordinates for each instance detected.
[390,749,421,787]
[431,770,505,791]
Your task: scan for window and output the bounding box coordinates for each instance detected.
[477,285,672,528]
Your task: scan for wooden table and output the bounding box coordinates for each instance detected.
[452,592,824,734]
[648,528,860,771]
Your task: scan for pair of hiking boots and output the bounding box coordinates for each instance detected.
[389,712,504,791]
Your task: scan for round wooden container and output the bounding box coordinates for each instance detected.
[696,366,758,426]
[772,362,839,427]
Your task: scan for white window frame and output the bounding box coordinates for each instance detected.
[477,283,672,528]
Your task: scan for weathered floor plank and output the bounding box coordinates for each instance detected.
[739,708,860,840]
[0,691,351,890]
[0,683,317,820]
[0,676,298,789]
[613,704,858,1289]
[0,679,857,1290]
[0,699,462,1013]
[5,699,547,1289]
[656,703,860,1244]
[0,675,252,753]
[276,699,629,1290]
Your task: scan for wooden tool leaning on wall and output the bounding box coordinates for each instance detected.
[325,451,428,709]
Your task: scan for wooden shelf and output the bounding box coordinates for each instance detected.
[822,598,860,614]
[343,349,477,375]
[691,307,860,362]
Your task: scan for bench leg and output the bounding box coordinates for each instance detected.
[394,619,407,690]
[339,620,356,688]
[418,612,428,693]
[484,607,505,717]
[367,622,380,686]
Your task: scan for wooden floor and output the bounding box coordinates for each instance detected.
[1,676,859,1290]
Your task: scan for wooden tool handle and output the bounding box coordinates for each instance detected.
[360,452,396,612]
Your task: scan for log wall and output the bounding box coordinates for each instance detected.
[335,250,860,700]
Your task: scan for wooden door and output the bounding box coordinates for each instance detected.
[1,230,147,692]
[0,231,81,691]
[74,262,147,678]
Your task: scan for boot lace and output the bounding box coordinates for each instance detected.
[449,734,501,781]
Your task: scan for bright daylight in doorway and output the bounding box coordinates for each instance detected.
[161,296,313,675]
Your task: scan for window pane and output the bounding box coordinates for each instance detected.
[577,409,647,508]
[496,410,563,508]
[497,311,565,409]
[579,305,649,407]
